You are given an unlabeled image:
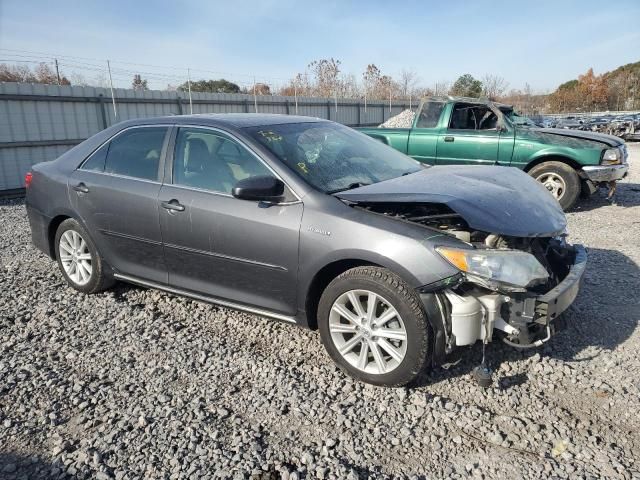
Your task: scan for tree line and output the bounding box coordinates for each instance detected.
[1,59,638,113]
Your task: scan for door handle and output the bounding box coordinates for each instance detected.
[444,136,455,142]
[73,182,89,193]
[161,200,185,212]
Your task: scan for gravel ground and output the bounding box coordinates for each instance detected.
[379,110,415,128]
[1,145,640,479]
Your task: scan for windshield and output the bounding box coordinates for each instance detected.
[244,122,423,193]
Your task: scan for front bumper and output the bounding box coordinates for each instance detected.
[582,164,628,182]
[440,244,587,350]
[504,244,586,346]
[531,244,587,323]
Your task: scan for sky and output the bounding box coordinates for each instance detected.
[0,0,638,92]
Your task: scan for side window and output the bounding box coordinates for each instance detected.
[104,127,168,181]
[449,104,477,130]
[449,104,498,131]
[415,101,445,128]
[80,142,109,172]
[173,128,274,194]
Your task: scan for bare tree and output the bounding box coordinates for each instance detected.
[398,69,419,97]
[481,74,509,100]
[308,58,341,97]
[362,64,381,100]
[132,74,149,91]
[433,80,450,96]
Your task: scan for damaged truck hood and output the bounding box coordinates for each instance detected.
[337,165,567,237]
[528,127,623,147]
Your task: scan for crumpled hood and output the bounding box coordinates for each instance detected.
[525,127,623,147]
[337,165,567,237]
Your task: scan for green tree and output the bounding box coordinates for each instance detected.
[449,74,483,97]
[178,78,241,94]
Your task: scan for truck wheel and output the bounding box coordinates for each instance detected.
[317,266,431,387]
[529,161,581,211]
[54,218,114,294]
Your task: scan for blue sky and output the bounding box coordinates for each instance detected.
[0,0,638,92]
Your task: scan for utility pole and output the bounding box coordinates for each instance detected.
[187,68,193,115]
[253,76,258,113]
[107,60,117,120]
[54,59,61,85]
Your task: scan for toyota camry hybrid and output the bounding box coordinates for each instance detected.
[25,114,586,387]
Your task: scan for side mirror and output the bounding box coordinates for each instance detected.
[232,175,284,202]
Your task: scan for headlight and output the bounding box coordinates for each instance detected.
[436,247,549,288]
[602,148,621,165]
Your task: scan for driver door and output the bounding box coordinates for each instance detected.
[436,103,501,166]
[158,127,303,315]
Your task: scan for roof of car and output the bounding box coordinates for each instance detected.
[127,113,326,129]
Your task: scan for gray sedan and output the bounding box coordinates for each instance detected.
[25,114,586,387]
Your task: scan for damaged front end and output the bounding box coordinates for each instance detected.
[356,202,587,358]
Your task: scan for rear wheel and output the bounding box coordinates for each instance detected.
[318,266,431,387]
[54,218,114,293]
[529,161,581,211]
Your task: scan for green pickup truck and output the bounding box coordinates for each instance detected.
[359,97,629,209]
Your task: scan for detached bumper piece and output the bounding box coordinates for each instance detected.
[438,245,587,351]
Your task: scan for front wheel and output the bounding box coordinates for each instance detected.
[529,161,581,211]
[318,266,431,387]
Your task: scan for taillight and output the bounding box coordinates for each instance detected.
[25,172,33,188]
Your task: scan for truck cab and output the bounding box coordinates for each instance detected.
[359,97,628,210]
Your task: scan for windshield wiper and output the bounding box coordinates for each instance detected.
[327,182,370,194]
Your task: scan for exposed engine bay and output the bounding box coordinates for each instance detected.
[355,202,584,351]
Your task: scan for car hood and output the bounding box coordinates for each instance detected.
[523,127,623,147]
[337,165,567,237]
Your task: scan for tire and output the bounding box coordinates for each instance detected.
[318,266,431,387]
[54,218,114,294]
[528,161,581,211]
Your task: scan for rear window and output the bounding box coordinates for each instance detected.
[415,101,445,128]
[104,127,168,181]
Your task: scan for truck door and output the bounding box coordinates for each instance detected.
[435,102,502,166]
[406,100,446,164]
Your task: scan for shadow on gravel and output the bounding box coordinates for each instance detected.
[413,246,640,388]
[0,452,63,480]
[571,181,640,212]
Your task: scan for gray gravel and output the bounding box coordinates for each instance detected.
[1,145,640,479]
[379,110,415,129]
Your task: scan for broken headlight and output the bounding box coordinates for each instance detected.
[436,247,549,289]
[601,148,621,165]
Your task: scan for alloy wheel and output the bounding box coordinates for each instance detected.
[59,230,93,286]
[329,289,408,375]
[536,172,566,200]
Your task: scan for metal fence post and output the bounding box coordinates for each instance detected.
[357,102,361,126]
[244,99,249,113]
[97,94,108,129]
[176,96,183,115]
[285,99,290,115]
[327,101,331,120]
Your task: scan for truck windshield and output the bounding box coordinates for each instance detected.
[244,122,422,194]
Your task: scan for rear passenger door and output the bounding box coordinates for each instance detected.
[70,126,170,283]
[158,127,303,315]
